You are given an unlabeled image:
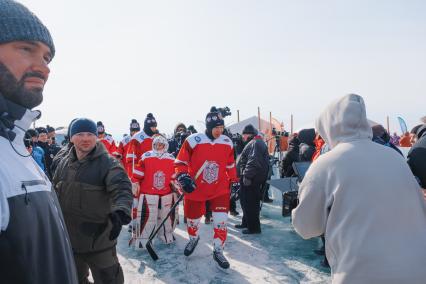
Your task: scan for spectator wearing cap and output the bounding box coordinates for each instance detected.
[51,118,77,177]
[46,124,57,144]
[53,118,132,284]
[25,128,46,171]
[36,126,60,178]
[0,1,78,282]
[235,124,270,234]
[97,121,119,157]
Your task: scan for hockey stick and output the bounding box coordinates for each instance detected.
[146,193,184,260]
[146,163,206,260]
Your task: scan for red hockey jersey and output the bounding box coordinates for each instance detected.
[117,135,132,174]
[99,135,118,157]
[125,130,153,178]
[175,133,238,201]
[133,151,175,196]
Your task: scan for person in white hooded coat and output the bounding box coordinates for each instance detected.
[292,94,426,284]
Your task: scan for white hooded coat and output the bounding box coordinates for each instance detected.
[292,94,426,284]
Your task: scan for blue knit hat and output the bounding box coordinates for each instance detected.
[70,118,97,138]
[0,0,55,57]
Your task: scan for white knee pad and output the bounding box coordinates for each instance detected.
[134,194,159,249]
[157,193,176,244]
[212,212,228,251]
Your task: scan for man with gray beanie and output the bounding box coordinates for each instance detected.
[0,1,78,283]
[53,118,133,284]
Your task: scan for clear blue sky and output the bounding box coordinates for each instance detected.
[22,0,426,138]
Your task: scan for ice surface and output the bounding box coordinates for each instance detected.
[116,178,331,284]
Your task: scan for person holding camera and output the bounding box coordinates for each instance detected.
[235,124,269,234]
[168,122,188,158]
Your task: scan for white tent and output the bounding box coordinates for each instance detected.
[226,116,274,134]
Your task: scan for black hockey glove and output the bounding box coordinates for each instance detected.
[230,182,241,201]
[176,173,196,194]
[109,210,131,240]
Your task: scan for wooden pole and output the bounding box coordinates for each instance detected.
[269,112,273,132]
[386,116,390,134]
[237,110,240,123]
[291,114,294,134]
[258,107,261,131]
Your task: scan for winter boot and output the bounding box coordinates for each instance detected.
[213,249,230,269]
[184,236,200,256]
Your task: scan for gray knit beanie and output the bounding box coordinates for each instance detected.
[0,0,55,57]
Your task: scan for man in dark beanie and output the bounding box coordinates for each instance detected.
[174,107,240,269]
[236,124,269,234]
[0,1,78,283]
[117,119,140,175]
[96,121,119,157]
[126,113,158,179]
[143,113,158,136]
[53,118,132,284]
[36,125,60,178]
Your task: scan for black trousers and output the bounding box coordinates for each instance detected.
[239,180,262,232]
[74,247,124,284]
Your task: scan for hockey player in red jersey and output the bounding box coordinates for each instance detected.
[131,135,178,248]
[175,107,240,269]
[126,114,159,228]
[117,119,141,175]
[125,113,159,179]
[97,121,119,156]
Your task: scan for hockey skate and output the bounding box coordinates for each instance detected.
[184,236,200,256]
[213,249,230,269]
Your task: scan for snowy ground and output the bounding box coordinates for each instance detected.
[116,175,331,284]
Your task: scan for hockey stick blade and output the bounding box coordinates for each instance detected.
[146,241,159,261]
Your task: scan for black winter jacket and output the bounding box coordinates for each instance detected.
[298,128,316,161]
[280,136,300,177]
[407,126,426,188]
[237,136,269,183]
[53,142,132,253]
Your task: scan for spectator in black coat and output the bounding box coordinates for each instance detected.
[298,128,316,161]
[235,124,269,234]
[372,124,403,156]
[407,125,426,193]
[280,135,300,177]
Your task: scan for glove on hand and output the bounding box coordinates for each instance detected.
[176,173,196,194]
[109,210,131,240]
[243,176,252,186]
[230,182,241,201]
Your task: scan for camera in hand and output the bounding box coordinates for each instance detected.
[216,106,232,118]
[272,127,289,137]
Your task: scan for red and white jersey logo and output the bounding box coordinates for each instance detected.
[153,170,166,190]
[203,161,219,184]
